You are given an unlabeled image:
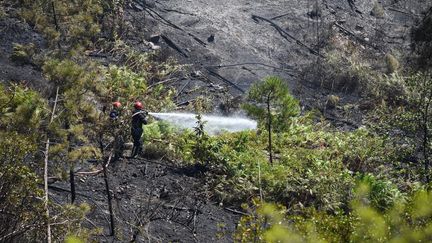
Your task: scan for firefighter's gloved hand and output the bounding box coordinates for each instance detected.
[109,110,119,119]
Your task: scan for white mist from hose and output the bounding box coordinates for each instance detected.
[148,112,257,135]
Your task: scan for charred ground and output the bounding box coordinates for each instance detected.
[50,157,238,242]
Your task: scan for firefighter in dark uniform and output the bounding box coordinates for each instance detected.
[130,101,148,158]
[110,101,121,120]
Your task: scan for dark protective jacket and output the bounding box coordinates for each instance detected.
[131,109,148,153]
[131,109,148,130]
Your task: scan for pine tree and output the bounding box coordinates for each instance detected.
[0,84,47,242]
[243,76,300,164]
[42,59,101,203]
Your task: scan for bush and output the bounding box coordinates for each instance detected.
[325,95,340,109]
[17,0,102,50]
[103,65,176,112]
[171,113,401,212]
[357,174,405,211]
[235,185,432,243]
[10,43,36,65]
[0,83,47,136]
[385,53,400,74]
[142,121,177,159]
[307,49,375,93]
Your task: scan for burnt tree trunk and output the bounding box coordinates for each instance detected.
[103,155,115,236]
[50,1,61,50]
[70,168,76,203]
[66,123,76,204]
[267,92,273,165]
[423,91,431,184]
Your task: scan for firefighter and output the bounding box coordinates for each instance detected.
[110,101,121,120]
[130,101,148,158]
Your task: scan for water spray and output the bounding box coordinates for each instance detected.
[148,112,257,135]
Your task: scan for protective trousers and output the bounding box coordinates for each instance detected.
[131,127,143,158]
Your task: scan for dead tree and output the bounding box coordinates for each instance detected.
[103,154,115,236]
[43,87,59,243]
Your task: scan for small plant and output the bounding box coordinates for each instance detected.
[385,53,400,74]
[193,95,213,113]
[326,94,340,109]
[10,43,36,65]
[371,1,385,18]
[192,114,210,165]
[0,4,6,19]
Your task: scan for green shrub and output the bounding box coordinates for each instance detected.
[235,185,432,243]
[0,83,47,136]
[385,53,400,74]
[10,43,36,65]
[313,50,376,93]
[325,95,340,109]
[171,113,401,212]
[103,65,176,112]
[357,174,405,211]
[17,0,102,50]
[0,130,93,242]
[142,121,178,159]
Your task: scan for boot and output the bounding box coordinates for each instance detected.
[130,146,138,158]
[136,146,143,157]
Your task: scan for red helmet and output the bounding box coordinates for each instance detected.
[112,101,121,108]
[134,101,143,109]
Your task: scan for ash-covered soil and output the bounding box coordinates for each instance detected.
[130,0,429,90]
[0,15,48,93]
[51,157,239,242]
[126,0,432,126]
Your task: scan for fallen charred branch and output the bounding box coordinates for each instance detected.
[224,207,249,216]
[175,79,192,98]
[160,35,189,58]
[161,8,197,17]
[176,99,194,107]
[270,12,291,20]
[333,22,383,52]
[188,33,207,46]
[387,7,420,18]
[205,62,297,76]
[205,68,245,93]
[141,5,207,47]
[162,204,203,214]
[251,14,323,57]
